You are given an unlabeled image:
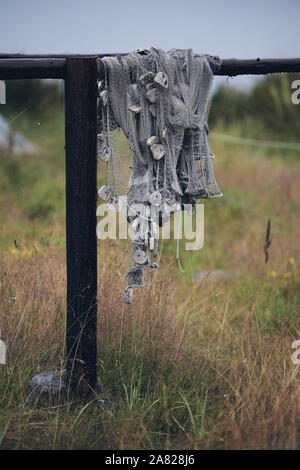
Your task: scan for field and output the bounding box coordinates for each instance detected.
[0,78,299,449]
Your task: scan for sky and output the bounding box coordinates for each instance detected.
[0,0,299,89]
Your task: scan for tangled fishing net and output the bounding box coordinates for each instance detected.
[97,47,222,304]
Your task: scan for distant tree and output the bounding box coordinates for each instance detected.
[210,73,300,141]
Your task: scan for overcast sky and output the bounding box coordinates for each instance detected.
[1,0,299,89]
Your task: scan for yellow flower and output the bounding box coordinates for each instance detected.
[9,248,18,256]
[268,271,277,278]
[288,257,295,266]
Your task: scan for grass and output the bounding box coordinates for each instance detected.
[0,103,300,449]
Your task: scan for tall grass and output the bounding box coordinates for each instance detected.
[0,231,299,449]
[0,78,299,449]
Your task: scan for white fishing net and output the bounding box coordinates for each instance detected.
[97,47,222,303]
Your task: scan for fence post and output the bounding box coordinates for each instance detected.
[64,57,98,395]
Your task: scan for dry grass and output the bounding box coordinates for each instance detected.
[0,236,299,449]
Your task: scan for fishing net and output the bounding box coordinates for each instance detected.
[97,47,222,304]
